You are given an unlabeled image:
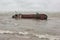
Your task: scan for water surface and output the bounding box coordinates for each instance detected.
[0,13,60,40]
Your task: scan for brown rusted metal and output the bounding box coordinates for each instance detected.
[12,13,48,20]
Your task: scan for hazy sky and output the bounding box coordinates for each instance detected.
[0,0,60,12]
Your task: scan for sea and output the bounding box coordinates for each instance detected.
[0,12,60,40]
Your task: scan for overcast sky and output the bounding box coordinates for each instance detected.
[0,0,60,12]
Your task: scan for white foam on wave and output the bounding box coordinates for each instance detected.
[0,30,13,34]
[0,30,29,35]
[33,34,60,40]
[19,32,28,35]
[0,30,60,40]
[0,30,30,38]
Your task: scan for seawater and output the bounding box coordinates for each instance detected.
[0,13,60,40]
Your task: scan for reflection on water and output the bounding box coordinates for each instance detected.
[0,13,60,40]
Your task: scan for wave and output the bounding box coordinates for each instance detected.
[0,30,28,34]
[0,30,60,40]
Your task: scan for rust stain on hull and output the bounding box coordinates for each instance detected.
[12,13,48,20]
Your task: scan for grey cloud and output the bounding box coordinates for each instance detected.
[0,0,60,12]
